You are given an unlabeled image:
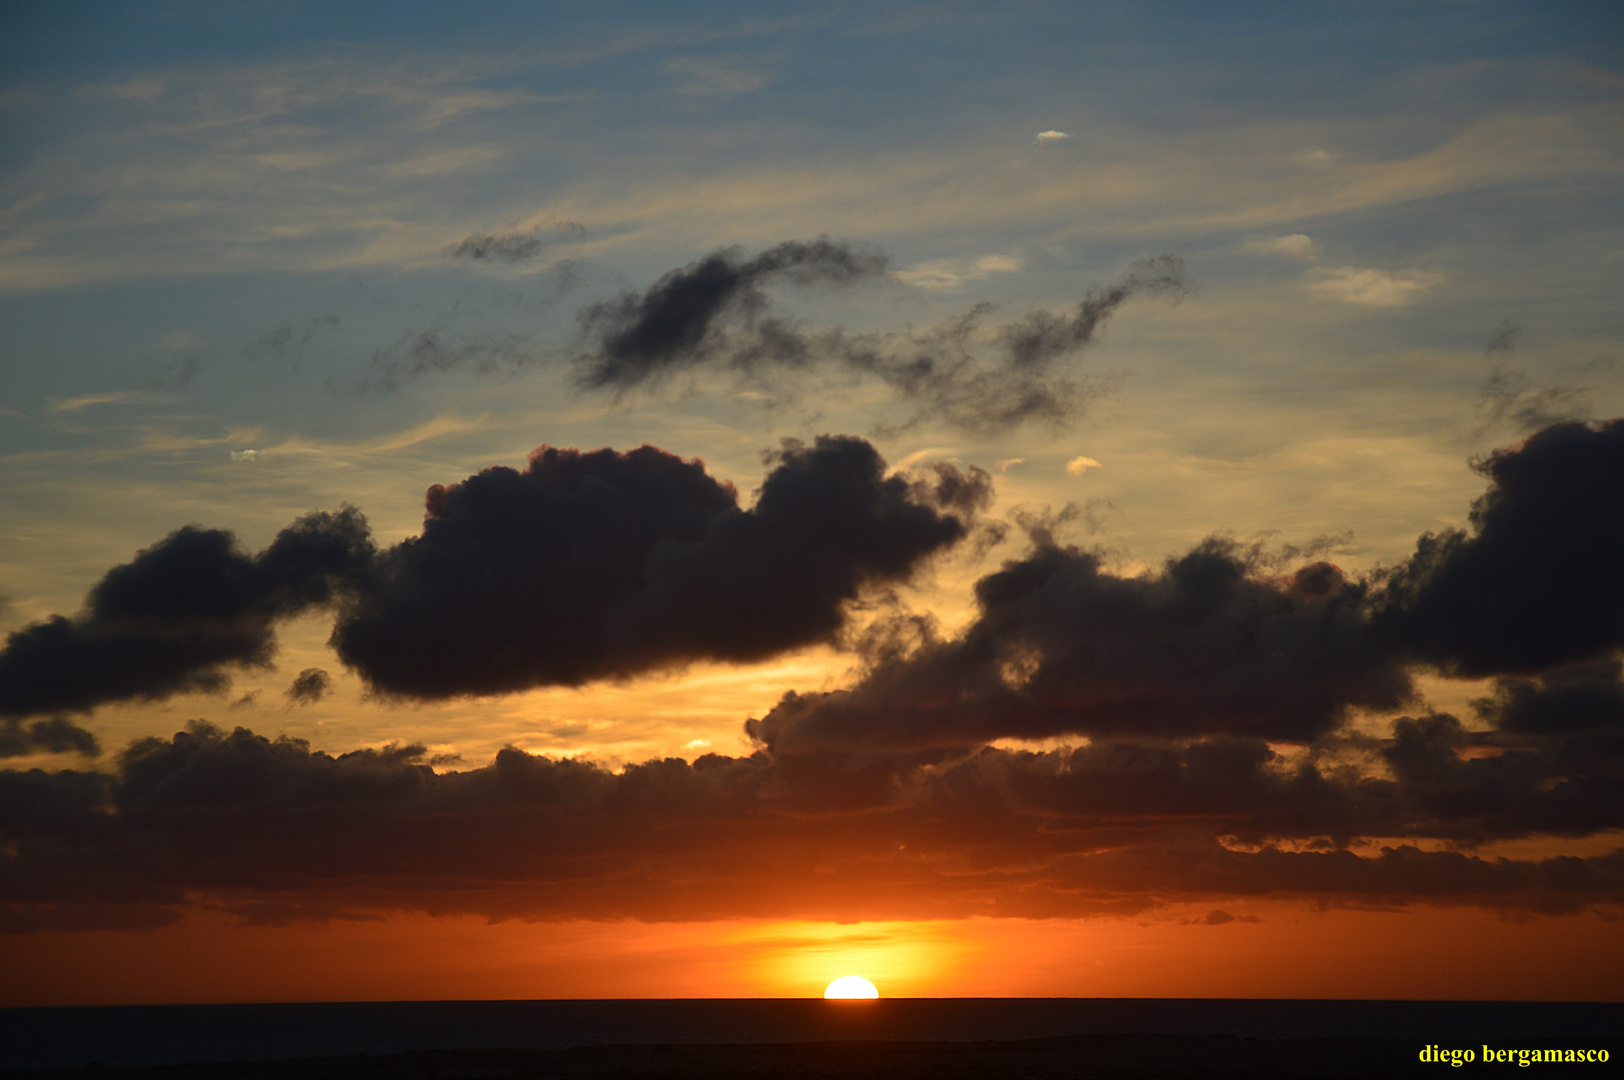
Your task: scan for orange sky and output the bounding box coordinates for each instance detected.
[8,906,1622,1007]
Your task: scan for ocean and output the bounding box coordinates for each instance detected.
[1,998,1618,1073]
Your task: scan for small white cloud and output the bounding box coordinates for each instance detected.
[897,253,1023,292]
[1304,266,1446,308]
[1242,234,1321,260]
[1065,456,1102,476]
[1295,148,1337,167]
[1035,130,1071,142]
[997,457,1025,473]
[683,739,712,752]
[230,449,260,463]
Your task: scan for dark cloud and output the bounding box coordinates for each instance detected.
[449,231,542,262]
[333,436,990,698]
[0,716,99,758]
[575,242,1189,435]
[748,536,1412,754]
[4,419,1622,934]
[361,326,536,393]
[450,222,583,263]
[1475,658,1624,736]
[0,508,374,719]
[748,420,1624,759]
[349,235,1187,426]
[250,314,341,368]
[1476,319,1594,434]
[1372,419,1624,676]
[576,237,890,390]
[996,254,1188,369]
[140,354,198,391]
[1377,711,1624,843]
[0,720,1617,932]
[0,437,983,717]
[1486,318,1522,356]
[286,668,332,705]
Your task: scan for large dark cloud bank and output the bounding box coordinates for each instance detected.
[1,420,1622,930]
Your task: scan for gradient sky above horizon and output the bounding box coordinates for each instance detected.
[2,1,1623,1004]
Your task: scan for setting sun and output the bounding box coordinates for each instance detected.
[824,976,880,999]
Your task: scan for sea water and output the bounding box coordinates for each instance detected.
[2,998,1619,1072]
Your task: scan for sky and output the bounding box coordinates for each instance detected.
[2,1,1623,1005]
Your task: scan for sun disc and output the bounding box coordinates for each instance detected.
[823,975,879,999]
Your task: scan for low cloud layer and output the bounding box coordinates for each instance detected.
[0,711,1617,932]
[1,419,1620,930]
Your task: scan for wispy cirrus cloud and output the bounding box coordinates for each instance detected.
[665,56,772,96]
[46,391,178,413]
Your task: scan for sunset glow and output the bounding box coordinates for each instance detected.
[1,3,1621,1011]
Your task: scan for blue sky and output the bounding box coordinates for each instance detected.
[3,2,1621,754]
